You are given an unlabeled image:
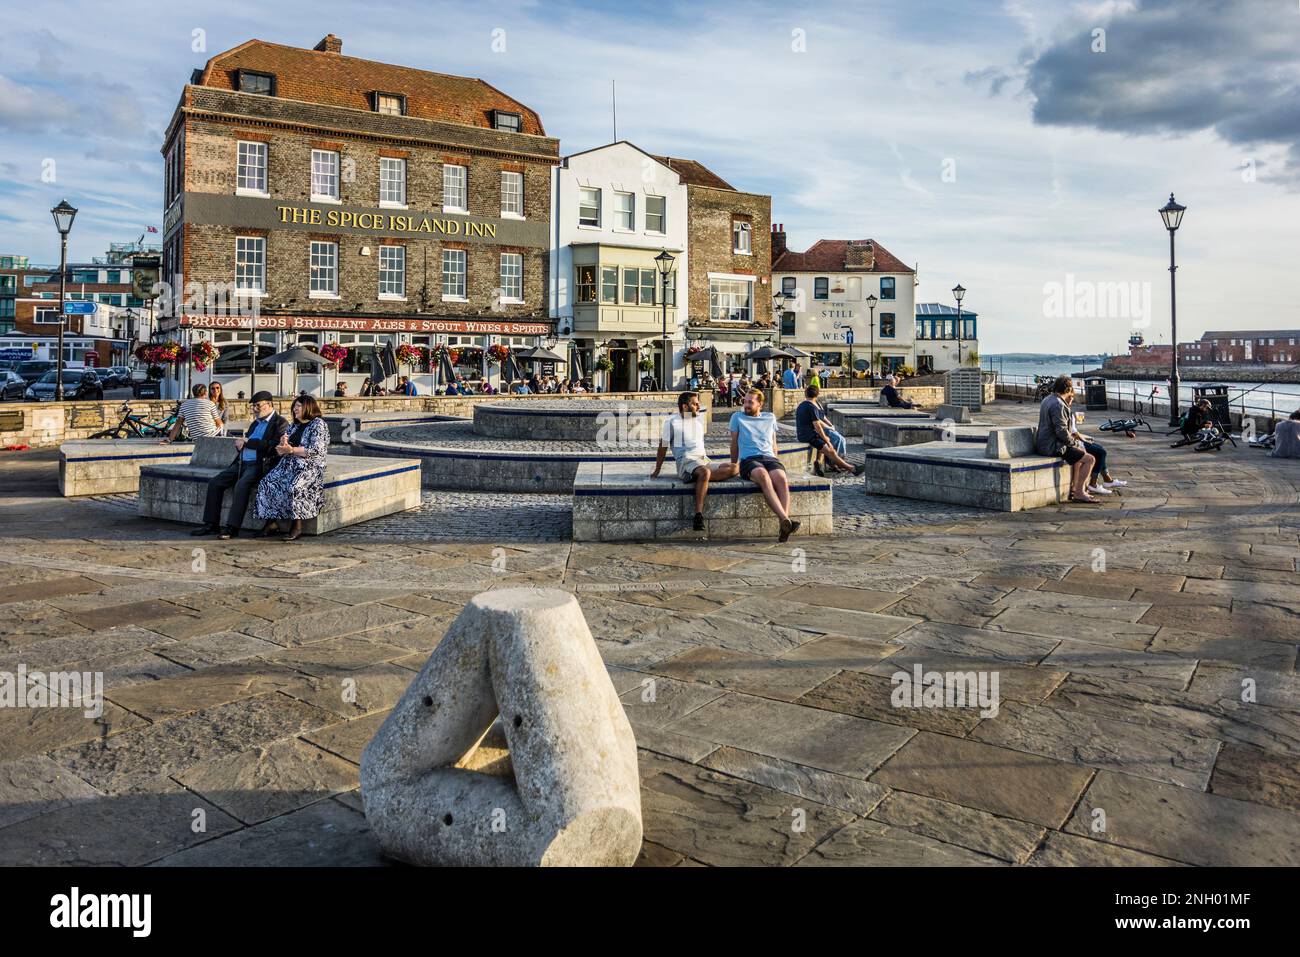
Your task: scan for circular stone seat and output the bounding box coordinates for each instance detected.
[472,399,680,442]
[351,419,811,493]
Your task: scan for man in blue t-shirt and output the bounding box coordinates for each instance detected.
[796,385,862,477]
[782,363,799,390]
[729,389,799,542]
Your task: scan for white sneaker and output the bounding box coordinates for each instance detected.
[1104,479,1128,488]
[1088,485,1114,495]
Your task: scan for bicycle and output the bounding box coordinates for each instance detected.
[88,402,181,439]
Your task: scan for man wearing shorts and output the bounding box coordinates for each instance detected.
[653,391,738,531]
[729,389,799,541]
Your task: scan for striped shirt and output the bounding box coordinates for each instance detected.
[178,398,221,438]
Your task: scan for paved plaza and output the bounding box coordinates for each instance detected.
[1,400,1297,866]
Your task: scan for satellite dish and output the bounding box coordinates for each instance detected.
[853,359,869,371]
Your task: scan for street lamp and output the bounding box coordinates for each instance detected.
[952,283,966,366]
[1159,193,1186,426]
[50,200,78,401]
[655,249,676,391]
[772,291,795,349]
[865,293,878,386]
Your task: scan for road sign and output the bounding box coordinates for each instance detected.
[0,348,33,360]
[62,301,97,315]
[844,328,854,345]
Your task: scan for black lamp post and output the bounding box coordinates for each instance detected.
[865,293,878,385]
[655,250,675,391]
[1159,193,1186,426]
[952,283,966,366]
[50,200,78,401]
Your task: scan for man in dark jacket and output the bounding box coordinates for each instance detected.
[192,391,290,539]
[1035,376,1098,503]
[880,375,917,409]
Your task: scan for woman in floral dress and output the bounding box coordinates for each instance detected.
[255,395,328,541]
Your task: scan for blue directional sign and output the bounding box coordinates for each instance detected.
[844,328,854,345]
[62,300,97,315]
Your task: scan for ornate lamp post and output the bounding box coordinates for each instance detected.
[50,200,78,401]
[655,249,676,391]
[1159,193,1186,425]
[865,293,878,385]
[952,283,966,366]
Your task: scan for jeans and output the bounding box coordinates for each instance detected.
[1083,441,1107,483]
[826,428,847,457]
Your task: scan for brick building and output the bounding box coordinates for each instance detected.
[676,162,772,372]
[161,34,560,395]
[1179,330,1300,365]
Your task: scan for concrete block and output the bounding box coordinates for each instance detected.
[360,589,642,866]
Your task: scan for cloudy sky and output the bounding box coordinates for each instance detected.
[3,0,1298,353]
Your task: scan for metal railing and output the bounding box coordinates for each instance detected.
[994,373,1298,423]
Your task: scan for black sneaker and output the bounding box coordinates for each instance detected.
[218,527,239,540]
[812,460,825,477]
[190,525,218,537]
[692,512,705,531]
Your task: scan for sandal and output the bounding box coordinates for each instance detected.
[1068,493,1102,505]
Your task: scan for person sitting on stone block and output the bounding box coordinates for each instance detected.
[652,391,738,531]
[880,374,918,409]
[796,385,862,477]
[729,389,799,542]
[1272,409,1300,459]
[190,391,290,540]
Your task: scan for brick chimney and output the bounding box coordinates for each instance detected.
[771,223,787,260]
[845,240,875,270]
[314,34,343,54]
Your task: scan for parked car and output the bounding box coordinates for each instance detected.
[103,366,133,388]
[15,359,57,385]
[25,369,104,402]
[1,370,27,401]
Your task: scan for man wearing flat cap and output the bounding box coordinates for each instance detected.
[191,391,290,539]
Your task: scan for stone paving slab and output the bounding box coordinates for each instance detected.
[868,790,1046,864]
[795,818,1006,866]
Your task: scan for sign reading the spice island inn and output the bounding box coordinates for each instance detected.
[180,193,547,247]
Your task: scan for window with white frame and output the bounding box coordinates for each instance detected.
[443,165,467,212]
[310,241,338,295]
[733,220,752,254]
[235,236,265,293]
[378,245,405,299]
[600,266,618,303]
[237,141,268,194]
[645,195,666,233]
[500,171,523,217]
[311,150,339,201]
[578,187,600,227]
[442,249,466,298]
[613,191,634,230]
[499,253,522,302]
[709,278,752,322]
[379,158,406,206]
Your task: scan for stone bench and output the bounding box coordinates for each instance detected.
[137,436,422,535]
[861,426,1068,511]
[860,417,994,450]
[572,461,833,541]
[826,405,933,436]
[59,439,196,496]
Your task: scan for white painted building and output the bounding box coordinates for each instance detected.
[770,230,918,377]
[550,141,688,391]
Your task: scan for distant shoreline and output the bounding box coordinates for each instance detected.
[1087,365,1300,383]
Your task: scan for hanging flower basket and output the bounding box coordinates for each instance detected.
[189,340,217,373]
[396,343,429,369]
[594,353,614,372]
[486,343,510,365]
[320,343,348,368]
[638,355,655,372]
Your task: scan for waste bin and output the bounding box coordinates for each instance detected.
[1084,376,1108,411]
[1192,383,1232,429]
[134,379,161,399]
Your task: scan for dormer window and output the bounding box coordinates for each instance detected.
[237,70,275,96]
[374,92,406,116]
[491,110,522,133]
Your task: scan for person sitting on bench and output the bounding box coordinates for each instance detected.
[1272,409,1300,459]
[730,389,799,542]
[796,385,863,477]
[652,391,738,531]
[880,374,917,409]
[1036,376,1099,504]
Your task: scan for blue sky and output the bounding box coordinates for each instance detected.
[3,0,1299,353]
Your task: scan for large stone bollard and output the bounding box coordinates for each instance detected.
[360,588,642,866]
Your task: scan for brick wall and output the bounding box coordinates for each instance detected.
[683,186,772,327]
[180,115,553,319]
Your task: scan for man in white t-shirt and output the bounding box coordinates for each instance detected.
[653,391,738,531]
[729,388,799,542]
[162,383,222,444]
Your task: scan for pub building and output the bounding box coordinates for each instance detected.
[158,34,559,397]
